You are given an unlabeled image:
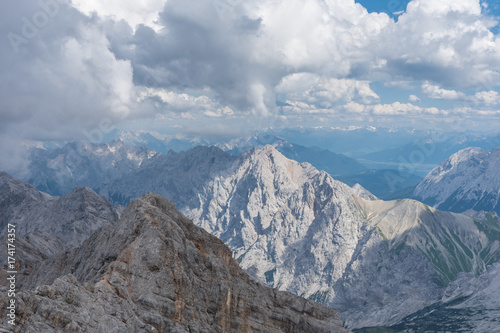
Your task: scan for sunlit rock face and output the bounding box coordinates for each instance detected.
[414,146,500,215]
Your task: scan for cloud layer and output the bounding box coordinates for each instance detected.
[1,0,500,163]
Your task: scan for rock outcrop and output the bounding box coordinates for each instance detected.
[6,193,348,333]
[367,262,500,333]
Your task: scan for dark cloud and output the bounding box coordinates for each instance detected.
[118,0,276,114]
[0,0,134,143]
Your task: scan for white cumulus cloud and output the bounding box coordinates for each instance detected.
[472,90,500,105]
[276,73,380,107]
[409,95,422,103]
[421,81,466,100]
[71,0,166,31]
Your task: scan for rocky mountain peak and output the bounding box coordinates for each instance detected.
[351,183,378,200]
[241,145,319,186]
[414,145,500,214]
[175,146,500,328]
[67,185,101,197]
[0,171,51,204]
[0,173,118,246]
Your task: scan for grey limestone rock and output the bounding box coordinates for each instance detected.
[8,193,349,333]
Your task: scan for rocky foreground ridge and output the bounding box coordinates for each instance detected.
[1,193,348,332]
[0,171,119,247]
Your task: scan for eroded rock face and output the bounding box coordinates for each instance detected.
[7,194,349,333]
[0,172,119,247]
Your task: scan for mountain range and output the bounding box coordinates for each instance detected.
[0,171,120,292]
[25,135,418,201]
[11,141,500,330]
[172,146,500,328]
[217,134,367,176]
[0,172,119,247]
[25,140,159,197]
[102,130,425,199]
[103,129,212,154]
[104,127,424,157]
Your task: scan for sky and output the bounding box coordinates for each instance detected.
[1,0,500,169]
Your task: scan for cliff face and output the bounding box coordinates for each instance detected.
[9,193,348,333]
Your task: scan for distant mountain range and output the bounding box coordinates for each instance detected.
[103,129,212,154]
[359,132,500,176]
[103,127,425,157]
[101,128,500,199]
[11,141,500,330]
[104,130,368,177]
[33,127,500,177]
[217,134,367,175]
[267,126,423,156]
[25,140,159,197]
[25,132,418,200]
